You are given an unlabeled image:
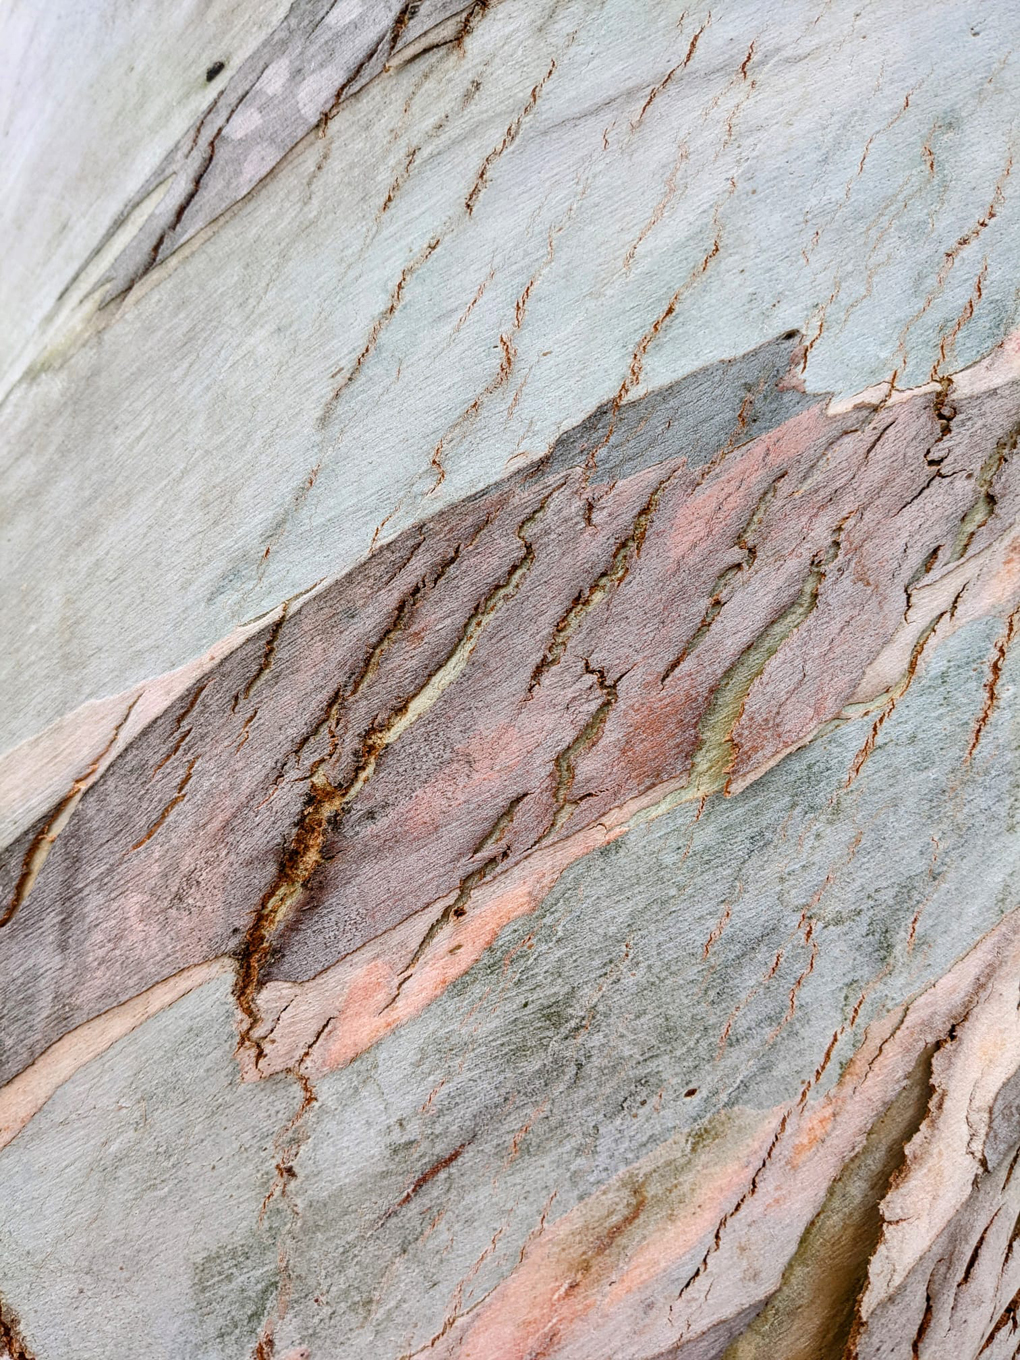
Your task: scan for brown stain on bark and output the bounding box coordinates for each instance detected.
[0,1296,35,1360]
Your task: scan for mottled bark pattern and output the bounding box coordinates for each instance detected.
[2,1,1019,1357]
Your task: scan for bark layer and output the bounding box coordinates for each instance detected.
[1,2,1019,1357]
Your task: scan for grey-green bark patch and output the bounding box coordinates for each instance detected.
[0,978,298,1360]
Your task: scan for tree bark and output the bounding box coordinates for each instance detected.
[2,2,1019,1357]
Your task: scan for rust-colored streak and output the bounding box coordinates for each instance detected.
[382,1140,471,1222]
[966,605,1019,762]
[128,758,199,854]
[322,235,441,419]
[465,58,557,215]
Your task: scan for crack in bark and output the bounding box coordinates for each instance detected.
[979,1284,1020,1354]
[846,589,964,786]
[322,234,442,420]
[632,13,710,128]
[530,472,673,691]
[660,474,785,686]
[1,695,140,927]
[239,603,291,706]
[387,846,511,1003]
[465,57,558,215]
[545,692,616,837]
[689,528,844,798]
[951,418,1019,561]
[286,537,468,780]
[128,756,200,853]
[673,1105,792,1330]
[966,604,1020,762]
[234,491,556,1058]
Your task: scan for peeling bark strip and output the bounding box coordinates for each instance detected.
[233,486,555,1058]
[396,911,1020,1360]
[2,331,1019,1103]
[69,0,482,308]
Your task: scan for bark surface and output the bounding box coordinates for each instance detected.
[1,2,1019,1357]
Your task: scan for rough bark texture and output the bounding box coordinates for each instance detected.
[2,2,1019,1357]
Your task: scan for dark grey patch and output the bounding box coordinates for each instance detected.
[545,331,821,483]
